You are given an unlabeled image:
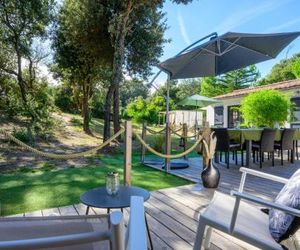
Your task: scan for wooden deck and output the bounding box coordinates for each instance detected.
[11,156,300,250]
[144,155,300,199]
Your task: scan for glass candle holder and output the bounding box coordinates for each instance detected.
[106,172,119,195]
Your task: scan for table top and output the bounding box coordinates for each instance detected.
[80,186,150,209]
[228,128,300,142]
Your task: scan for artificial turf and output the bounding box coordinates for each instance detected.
[0,154,192,216]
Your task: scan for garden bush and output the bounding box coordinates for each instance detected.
[153,134,165,152]
[240,90,291,128]
[12,127,34,143]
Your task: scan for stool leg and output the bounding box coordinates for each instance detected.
[226,152,229,169]
[296,140,299,160]
[145,213,153,250]
[241,150,244,166]
[204,227,213,249]
[259,151,262,168]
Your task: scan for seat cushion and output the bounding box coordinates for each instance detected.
[269,168,300,242]
[201,191,282,250]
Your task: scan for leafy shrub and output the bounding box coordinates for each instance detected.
[70,117,83,126]
[153,135,165,152]
[12,127,33,143]
[125,97,148,123]
[240,90,291,128]
[5,80,56,138]
[54,84,78,114]
[292,58,300,79]
[125,95,175,124]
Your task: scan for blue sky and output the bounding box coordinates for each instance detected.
[153,0,300,85]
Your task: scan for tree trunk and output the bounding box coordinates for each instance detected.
[82,81,92,134]
[16,53,27,105]
[113,84,121,134]
[103,0,133,142]
[103,84,115,140]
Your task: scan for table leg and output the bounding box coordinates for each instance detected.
[214,151,219,163]
[145,213,153,250]
[85,206,90,215]
[107,208,110,214]
[246,140,252,167]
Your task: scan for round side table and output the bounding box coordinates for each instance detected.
[80,186,152,249]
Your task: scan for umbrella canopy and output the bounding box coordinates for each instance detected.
[178,94,219,107]
[158,31,300,80]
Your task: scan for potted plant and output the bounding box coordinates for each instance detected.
[201,133,220,188]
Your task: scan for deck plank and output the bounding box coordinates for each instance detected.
[11,155,300,250]
[24,210,42,217]
[58,205,78,215]
[41,207,60,216]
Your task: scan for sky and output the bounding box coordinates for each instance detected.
[42,0,300,86]
[152,0,300,86]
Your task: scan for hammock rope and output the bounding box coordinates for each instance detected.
[134,130,203,159]
[0,128,125,159]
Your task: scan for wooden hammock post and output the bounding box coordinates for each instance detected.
[165,123,171,172]
[124,121,132,186]
[141,122,147,164]
[183,123,188,160]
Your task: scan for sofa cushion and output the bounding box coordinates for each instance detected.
[269,169,300,242]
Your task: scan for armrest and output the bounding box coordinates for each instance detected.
[238,167,288,192]
[127,196,147,250]
[231,191,300,217]
[228,191,300,233]
[240,167,289,184]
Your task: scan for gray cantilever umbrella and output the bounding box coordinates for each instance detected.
[152,31,300,172]
[158,31,300,80]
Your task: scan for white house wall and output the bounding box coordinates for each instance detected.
[168,110,203,127]
[205,88,300,128]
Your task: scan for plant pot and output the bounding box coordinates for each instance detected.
[201,160,220,188]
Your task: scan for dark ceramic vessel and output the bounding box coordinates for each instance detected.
[201,160,220,188]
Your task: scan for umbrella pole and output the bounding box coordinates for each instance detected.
[165,76,171,173]
[195,101,198,136]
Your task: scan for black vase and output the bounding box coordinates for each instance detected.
[201,160,220,188]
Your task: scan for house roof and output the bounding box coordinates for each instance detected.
[214,79,300,100]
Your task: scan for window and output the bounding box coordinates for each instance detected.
[228,105,243,128]
[214,106,224,126]
[291,97,300,126]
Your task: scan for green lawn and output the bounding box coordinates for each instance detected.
[0,154,192,216]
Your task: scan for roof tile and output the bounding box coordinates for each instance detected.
[214,79,300,99]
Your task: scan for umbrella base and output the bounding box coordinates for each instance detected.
[143,158,189,170]
[162,159,189,170]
